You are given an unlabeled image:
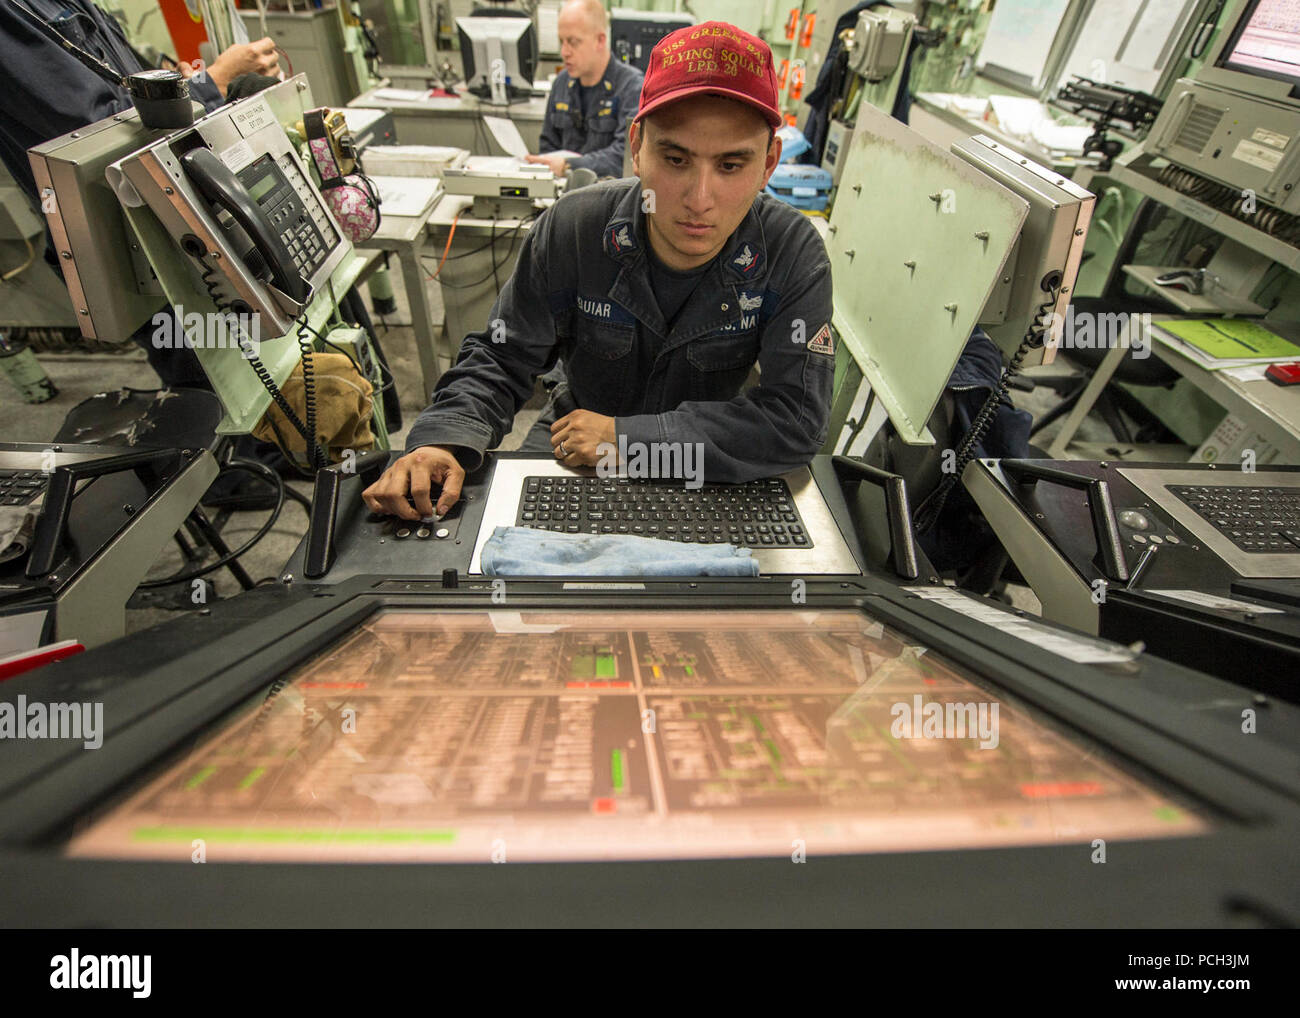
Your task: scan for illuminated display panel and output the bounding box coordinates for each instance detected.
[1223,0,1300,86]
[69,610,1205,862]
[246,173,278,205]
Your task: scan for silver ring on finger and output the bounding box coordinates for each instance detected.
[557,440,568,458]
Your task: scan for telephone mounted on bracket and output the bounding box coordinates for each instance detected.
[111,89,350,337]
[178,146,312,305]
[108,85,354,466]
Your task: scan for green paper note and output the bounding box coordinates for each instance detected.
[1160,319,1300,361]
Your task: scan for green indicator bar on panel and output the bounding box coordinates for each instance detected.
[131,826,457,844]
[611,748,626,792]
[185,766,217,790]
[238,767,266,790]
[596,653,616,678]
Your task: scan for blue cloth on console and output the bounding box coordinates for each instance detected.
[481,526,760,577]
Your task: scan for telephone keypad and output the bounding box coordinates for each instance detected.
[237,154,339,283]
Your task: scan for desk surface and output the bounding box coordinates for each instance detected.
[350,86,549,121]
[1151,320,1300,461]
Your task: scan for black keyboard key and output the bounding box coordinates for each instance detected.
[513,475,813,549]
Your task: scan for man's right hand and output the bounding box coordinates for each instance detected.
[207,37,281,96]
[361,446,465,521]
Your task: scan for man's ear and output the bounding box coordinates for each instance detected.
[629,119,643,177]
[759,133,783,191]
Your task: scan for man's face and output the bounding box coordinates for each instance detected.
[631,95,782,271]
[558,7,605,82]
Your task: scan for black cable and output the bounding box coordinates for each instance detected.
[264,414,320,479]
[912,284,1062,535]
[280,484,313,511]
[425,230,520,263]
[423,213,537,290]
[1190,0,1227,60]
[198,261,316,451]
[136,460,290,588]
[296,318,326,469]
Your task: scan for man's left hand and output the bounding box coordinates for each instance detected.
[525,152,569,176]
[551,410,615,467]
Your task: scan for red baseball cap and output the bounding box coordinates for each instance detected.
[635,22,783,132]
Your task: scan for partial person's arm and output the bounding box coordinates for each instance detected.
[568,73,641,178]
[182,37,281,109]
[616,234,835,483]
[0,7,136,156]
[402,207,562,470]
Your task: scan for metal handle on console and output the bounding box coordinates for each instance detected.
[1155,90,1194,151]
[831,455,921,580]
[26,448,185,580]
[999,459,1129,583]
[303,450,391,579]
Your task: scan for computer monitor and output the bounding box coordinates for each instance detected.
[1140,0,1300,217]
[65,607,1204,863]
[457,16,538,103]
[1216,0,1300,94]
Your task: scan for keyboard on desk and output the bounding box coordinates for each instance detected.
[0,470,47,507]
[514,475,814,547]
[1170,484,1300,553]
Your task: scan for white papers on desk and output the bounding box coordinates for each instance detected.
[917,92,990,119]
[1222,364,1272,382]
[340,108,388,133]
[371,176,442,217]
[465,155,553,175]
[987,95,1053,140]
[1030,121,1092,154]
[364,144,468,176]
[483,115,530,159]
[370,87,433,103]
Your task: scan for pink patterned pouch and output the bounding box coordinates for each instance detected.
[304,108,381,243]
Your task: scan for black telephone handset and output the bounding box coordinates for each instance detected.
[179,147,310,304]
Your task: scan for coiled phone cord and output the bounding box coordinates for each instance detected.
[296,317,325,470]
[912,281,1061,535]
[199,259,324,469]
